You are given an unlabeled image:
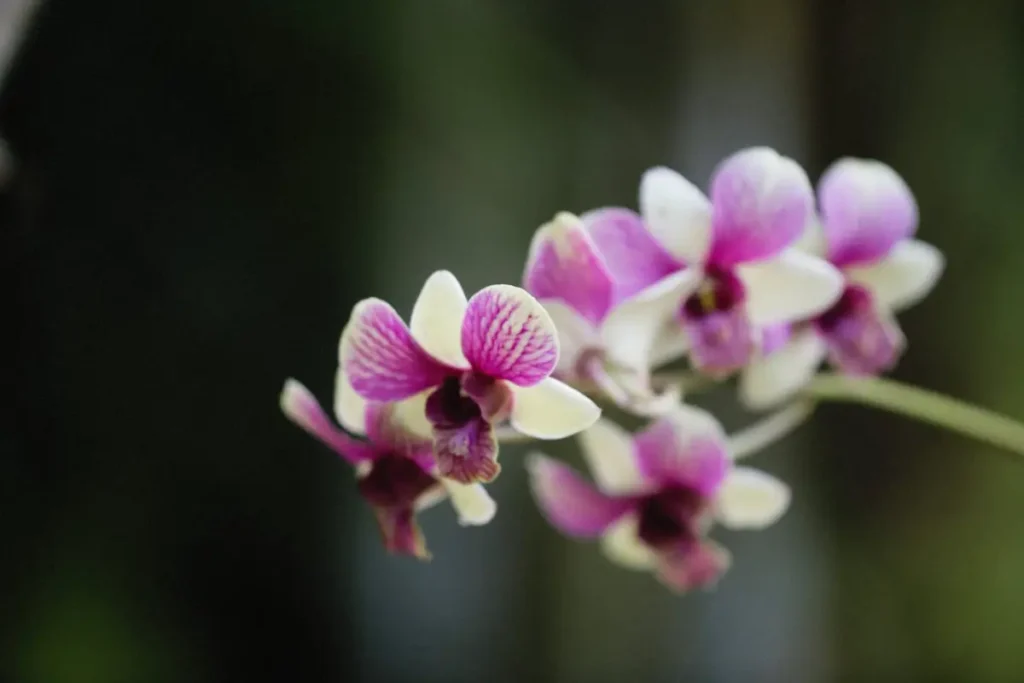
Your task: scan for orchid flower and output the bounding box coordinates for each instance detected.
[338,271,600,484]
[615,147,845,378]
[280,376,496,560]
[740,158,945,409]
[523,210,689,416]
[527,405,790,593]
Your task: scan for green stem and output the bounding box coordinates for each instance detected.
[728,400,816,459]
[803,373,1024,457]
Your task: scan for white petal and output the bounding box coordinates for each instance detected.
[391,390,433,439]
[599,269,701,371]
[738,249,844,326]
[578,419,648,495]
[601,513,656,570]
[648,324,690,369]
[714,467,791,529]
[845,239,944,311]
[333,365,367,435]
[639,166,713,264]
[738,329,827,410]
[792,217,828,258]
[409,270,471,368]
[540,299,600,375]
[442,480,497,526]
[510,377,600,439]
[413,485,448,512]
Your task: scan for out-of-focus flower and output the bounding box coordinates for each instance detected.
[615,147,844,377]
[523,210,690,416]
[741,158,945,409]
[527,405,790,593]
[339,271,600,484]
[280,377,496,560]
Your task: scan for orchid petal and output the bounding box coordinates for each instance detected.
[372,507,430,560]
[510,377,600,439]
[739,328,827,410]
[339,299,449,401]
[539,299,600,376]
[461,285,558,387]
[639,166,713,264]
[708,147,814,266]
[410,270,471,369]
[845,239,944,311]
[526,453,632,537]
[656,540,731,593]
[333,366,367,435]
[818,158,918,267]
[633,406,729,494]
[738,249,844,326]
[601,513,656,570]
[714,466,791,529]
[441,480,497,526]
[363,403,433,465]
[523,213,615,326]
[580,207,682,300]
[578,418,649,495]
[280,379,376,464]
[600,269,701,371]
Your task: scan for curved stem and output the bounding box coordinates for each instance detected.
[803,374,1024,457]
[728,400,817,460]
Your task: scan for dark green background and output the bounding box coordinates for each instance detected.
[4,1,1024,682]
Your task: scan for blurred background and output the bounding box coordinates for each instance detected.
[4,1,1024,682]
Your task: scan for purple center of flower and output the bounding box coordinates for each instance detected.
[814,284,903,375]
[357,454,438,510]
[680,267,755,375]
[636,486,706,550]
[424,373,511,484]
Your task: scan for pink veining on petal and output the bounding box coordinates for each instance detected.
[581,208,683,302]
[707,149,813,266]
[814,285,905,375]
[524,216,615,326]
[527,455,633,537]
[280,380,377,465]
[633,420,729,495]
[656,540,731,592]
[342,300,450,402]
[818,159,918,267]
[461,286,558,387]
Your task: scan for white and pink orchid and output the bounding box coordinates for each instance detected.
[338,271,600,484]
[740,158,945,409]
[527,405,790,592]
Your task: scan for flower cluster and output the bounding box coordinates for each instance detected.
[282,147,944,592]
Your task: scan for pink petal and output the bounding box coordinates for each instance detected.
[279,379,377,465]
[523,213,615,326]
[656,540,731,593]
[580,208,682,302]
[461,285,558,387]
[707,147,813,267]
[633,408,730,495]
[818,158,918,267]
[363,403,436,471]
[340,298,451,402]
[431,417,501,484]
[370,506,431,560]
[526,453,633,537]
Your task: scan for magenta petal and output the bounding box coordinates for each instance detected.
[681,306,755,375]
[341,299,450,402]
[656,540,730,592]
[280,379,377,465]
[461,285,558,387]
[818,158,918,267]
[581,208,682,302]
[432,417,501,484]
[371,506,431,560]
[707,148,813,266]
[633,419,729,495]
[524,213,615,326]
[815,285,905,375]
[527,454,633,537]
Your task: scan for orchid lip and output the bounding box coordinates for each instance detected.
[680,267,755,374]
[636,486,708,550]
[814,284,904,375]
[425,374,505,484]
